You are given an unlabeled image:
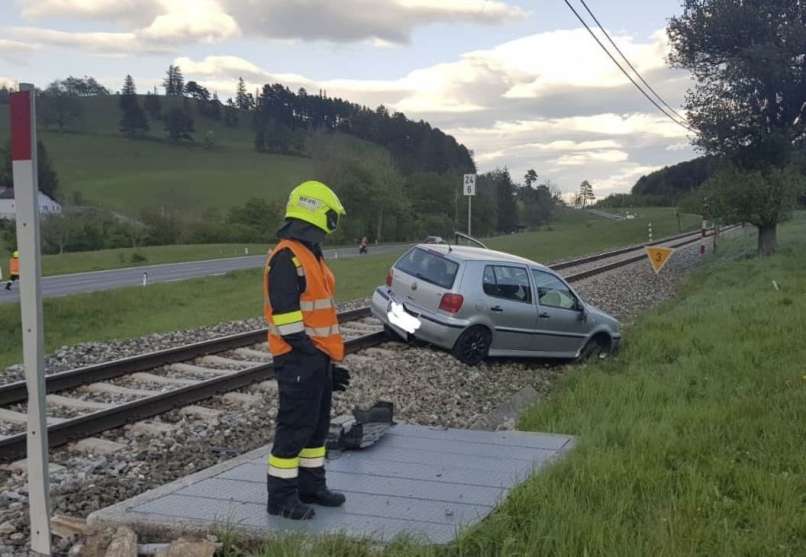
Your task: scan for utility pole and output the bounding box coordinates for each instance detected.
[11,83,52,556]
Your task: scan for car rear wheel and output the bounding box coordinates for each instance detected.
[578,335,611,362]
[453,326,492,366]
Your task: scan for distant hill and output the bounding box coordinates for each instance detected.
[0,91,474,219]
[631,156,717,202]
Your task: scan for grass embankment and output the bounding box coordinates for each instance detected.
[40,243,271,276]
[224,216,805,557]
[464,220,806,555]
[0,95,312,217]
[0,209,702,368]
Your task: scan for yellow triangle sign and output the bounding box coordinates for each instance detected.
[645,246,674,274]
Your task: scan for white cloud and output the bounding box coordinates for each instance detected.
[0,38,37,63]
[555,150,629,166]
[592,164,663,194]
[15,0,523,45]
[13,0,239,53]
[10,27,148,54]
[18,0,157,21]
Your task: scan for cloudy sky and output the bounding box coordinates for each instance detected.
[0,0,698,198]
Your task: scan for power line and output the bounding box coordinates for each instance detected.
[578,0,690,125]
[561,0,693,132]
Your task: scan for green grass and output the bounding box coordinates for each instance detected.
[0,95,315,217]
[40,243,272,276]
[486,206,701,263]
[212,217,806,557]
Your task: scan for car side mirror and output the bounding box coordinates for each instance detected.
[576,303,587,321]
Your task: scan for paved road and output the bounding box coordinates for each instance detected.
[0,243,410,304]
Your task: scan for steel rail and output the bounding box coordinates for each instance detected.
[549,227,718,271]
[0,330,387,462]
[0,307,372,407]
[564,225,739,283]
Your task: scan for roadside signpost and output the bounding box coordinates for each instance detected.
[11,83,52,555]
[645,246,674,274]
[463,174,476,236]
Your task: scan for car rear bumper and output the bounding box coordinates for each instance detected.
[370,287,466,350]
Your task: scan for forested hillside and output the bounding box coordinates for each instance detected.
[0,75,557,254]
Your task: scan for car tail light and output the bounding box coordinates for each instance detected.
[386,268,393,287]
[439,293,464,314]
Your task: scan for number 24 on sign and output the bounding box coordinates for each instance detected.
[645,246,674,274]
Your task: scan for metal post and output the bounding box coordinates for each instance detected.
[467,196,472,236]
[11,83,52,555]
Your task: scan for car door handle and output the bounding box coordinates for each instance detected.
[539,311,550,318]
[490,305,504,312]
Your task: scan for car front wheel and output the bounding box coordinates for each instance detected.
[452,326,492,366]
[578,335,611,362]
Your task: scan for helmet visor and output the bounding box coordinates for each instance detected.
[326,209,340,233]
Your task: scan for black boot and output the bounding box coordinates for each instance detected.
[266,474,315,520]
[299,466,346,507]
[299,488,346,507]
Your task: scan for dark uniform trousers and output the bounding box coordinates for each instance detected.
[268,347,333,502]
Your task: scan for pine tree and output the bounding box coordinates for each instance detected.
[173,66,184,96]
[144,92,161,119]
[163,65,175,95]
[119,103,149,137]
[236,78,249,110]
[119,74,137,110]
[164,106,194,141]
[163,65,185,96]
[224,98,239,127]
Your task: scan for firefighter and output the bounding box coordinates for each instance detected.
[5,251,19,291]
[263,180,351,520]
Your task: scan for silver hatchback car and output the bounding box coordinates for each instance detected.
[371,244,621,365]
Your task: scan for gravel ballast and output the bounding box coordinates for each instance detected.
[0,237,730,555]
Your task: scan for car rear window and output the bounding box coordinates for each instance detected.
[394,248,459,289]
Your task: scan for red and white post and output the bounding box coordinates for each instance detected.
[11,84,52,555]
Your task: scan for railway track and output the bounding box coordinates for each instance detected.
[0,226,734,463]
[550,225,736,281]
[0,308,385,462]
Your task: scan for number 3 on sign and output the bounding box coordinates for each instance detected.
[463,174,476,196]
[645,247,674,274]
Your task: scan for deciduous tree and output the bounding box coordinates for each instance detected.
[668,0,806,255]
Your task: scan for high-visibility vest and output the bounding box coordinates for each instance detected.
[9,257,19,276]
[263,239,344,361]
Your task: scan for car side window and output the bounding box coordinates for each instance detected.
[532,269,577,310]
[483,265,532,303]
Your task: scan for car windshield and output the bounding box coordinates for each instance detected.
[395,247,459,289]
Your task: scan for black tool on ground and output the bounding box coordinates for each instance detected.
[332,364,351,392]
[326,401,395,452]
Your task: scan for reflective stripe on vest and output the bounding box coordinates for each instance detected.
[263,240,344,361]
[299,298,334,311]
[305,324,340,337]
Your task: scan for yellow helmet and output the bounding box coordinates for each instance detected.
[12,251,19,258]
[285,180,346,234]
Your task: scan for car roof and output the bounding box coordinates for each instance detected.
[413,243,551,271]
